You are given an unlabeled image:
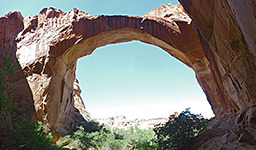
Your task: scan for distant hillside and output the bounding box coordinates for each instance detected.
[94,112,179,129]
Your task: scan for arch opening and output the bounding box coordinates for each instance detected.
[57,15,234,119]
[76,41,214,121]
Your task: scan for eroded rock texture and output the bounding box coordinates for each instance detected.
[0,12,35,119]
[180,0,256,149]
[1,1,256,148]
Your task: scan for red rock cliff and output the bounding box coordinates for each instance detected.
[180,0,256,149]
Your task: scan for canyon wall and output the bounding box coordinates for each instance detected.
[1,1,256,148]
[180,0,256,116]
[179,0,256,149]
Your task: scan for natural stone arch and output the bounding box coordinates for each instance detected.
[8,4,235,134]
[56,9,235,119]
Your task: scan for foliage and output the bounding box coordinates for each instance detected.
[153,108,211,150]
[62,109,211,150]
[74,119,103,133]
[8,120,59,150]
[63,124,157,150]
[0,54,18,129]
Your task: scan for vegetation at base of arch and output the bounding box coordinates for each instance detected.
[59,109,211,150]
[0,54,60,150]
[59,124,157,150]
[154,108,212,150]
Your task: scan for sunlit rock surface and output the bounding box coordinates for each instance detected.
[73,79,91,123]
[1,1,256,148]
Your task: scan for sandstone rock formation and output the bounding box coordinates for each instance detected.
[179,0,256,149]
[73,79,91,123]
[0,11,35,119]
[1,1,256,149]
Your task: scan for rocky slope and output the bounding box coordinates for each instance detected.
[0,1,256,149]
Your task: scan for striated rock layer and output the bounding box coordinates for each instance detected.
[180,0,256,149]
[0,1,256,148]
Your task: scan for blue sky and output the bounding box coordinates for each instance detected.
[77,41,214,118]
[1,0,214,118]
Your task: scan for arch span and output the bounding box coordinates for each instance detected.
[15,5,236,134]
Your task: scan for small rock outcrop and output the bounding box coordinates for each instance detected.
[0,1,256,148]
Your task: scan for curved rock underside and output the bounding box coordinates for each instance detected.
[1,1,256,149]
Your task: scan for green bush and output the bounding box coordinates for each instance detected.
[63,110,210,150]
[9,120,58,150]
[110,126,157,150]
[63,124,157,150]
[153,108,211,150]
[0,54,17,130]
[74,119,103,133]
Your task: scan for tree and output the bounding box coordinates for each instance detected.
[154,108,210,150]
[0,54,17,129]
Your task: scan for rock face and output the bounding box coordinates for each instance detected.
[0,12,35,119]
[179,0,256,149]
[180,0,256,113]
[73,79,91,123]
[0,1,256,148]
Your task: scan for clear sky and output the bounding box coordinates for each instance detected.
[77,42,214,119]
[0,0,214,119]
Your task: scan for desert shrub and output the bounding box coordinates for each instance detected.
[64,110,210,150]
[110,126,157,150]
[63,125,157,150]
[0,54,17,129]
[64,125,112,149]
[154,108,211,150]
[64,126,97,149]
[9,120,59,150]
[74,119,103,133]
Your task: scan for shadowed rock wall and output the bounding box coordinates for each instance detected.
[180,0,256,126]
[180,0,256,149]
